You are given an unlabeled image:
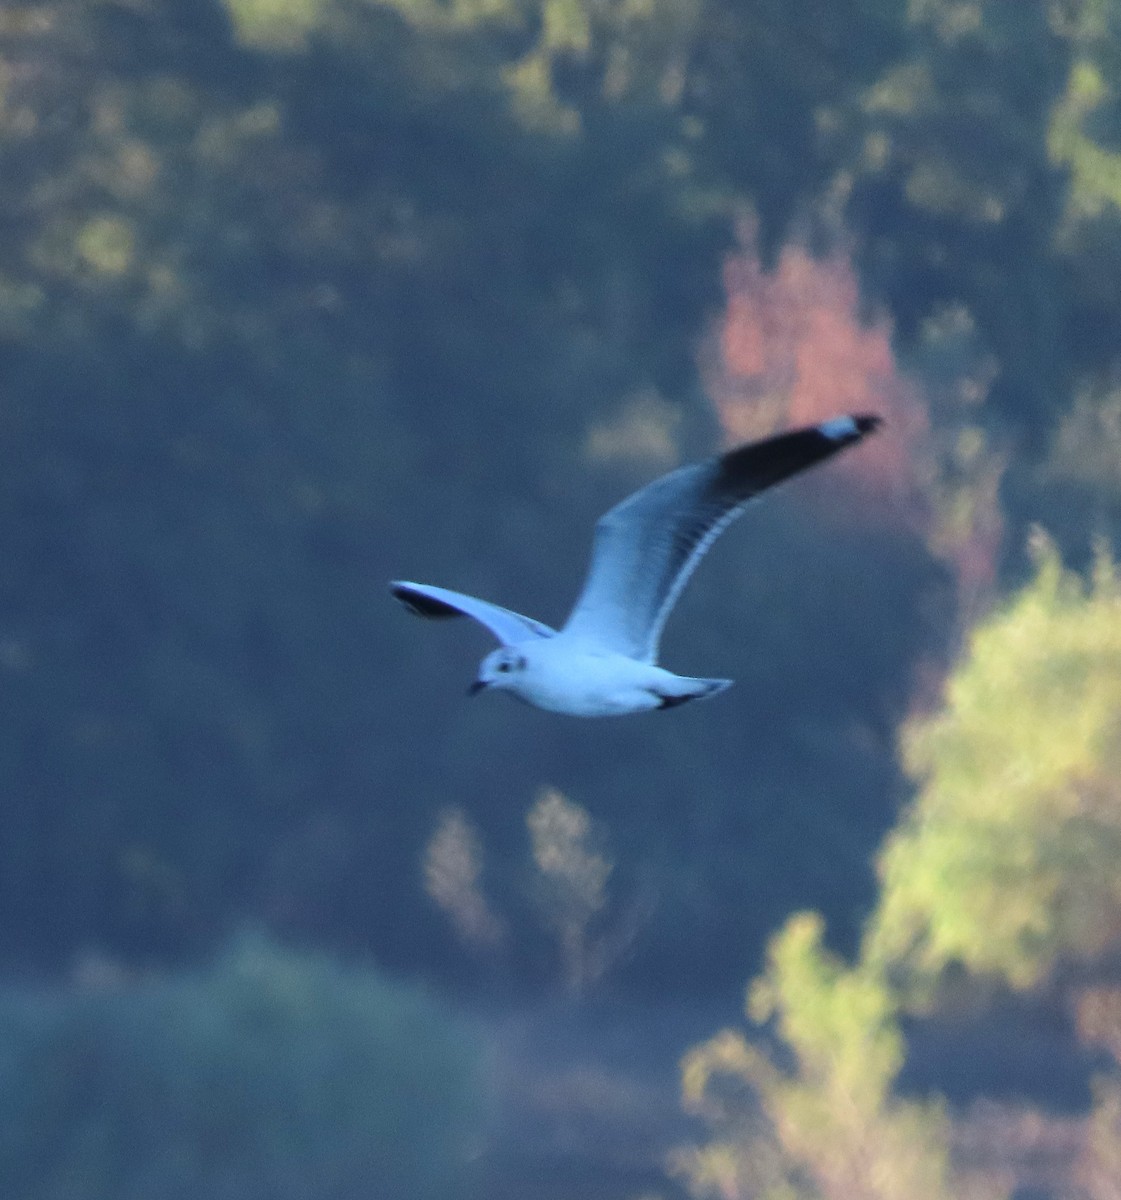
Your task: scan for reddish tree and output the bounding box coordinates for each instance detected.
[703,223,1002,624]
[705,224,929,519]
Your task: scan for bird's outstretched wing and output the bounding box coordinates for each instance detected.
[390,581,556,646]
[561,415,881,662]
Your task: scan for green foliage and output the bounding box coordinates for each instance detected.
[679,532,1121,1199]
[1047,0,1121,217]
[867,535,1121,991]
[1049,60,1121,215]
[223,0,333,49]
[1044,377,1121,502]
[747,912,904,1108]
[0,936,482,1199]
[677,913,978,1200]
[847,0,1072,441]
[1042,3,1121,486]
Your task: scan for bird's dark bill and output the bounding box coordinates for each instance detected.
[467,679,488,696]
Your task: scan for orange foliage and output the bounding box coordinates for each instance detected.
[705,224,930,523]
[704,223,1006,627]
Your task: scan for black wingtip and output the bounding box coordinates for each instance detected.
[390,583,462,619]
[853,414,883,436]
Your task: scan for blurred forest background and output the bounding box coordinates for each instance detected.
[5,0,1121,1196]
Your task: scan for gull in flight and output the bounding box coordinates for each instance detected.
[392,414,881,717]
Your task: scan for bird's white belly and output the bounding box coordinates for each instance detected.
[514,644,667,717]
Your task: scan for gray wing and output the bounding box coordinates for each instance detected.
[391,581,556,646]
[561,415,881,662]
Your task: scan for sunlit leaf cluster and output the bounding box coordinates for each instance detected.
[679,914,980,1200]
[868,535,1121,990]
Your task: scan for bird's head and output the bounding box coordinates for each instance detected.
[468,647,528,697]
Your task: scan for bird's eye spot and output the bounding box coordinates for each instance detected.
[497,661,511,673]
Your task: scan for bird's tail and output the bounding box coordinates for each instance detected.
[654,677,732,709]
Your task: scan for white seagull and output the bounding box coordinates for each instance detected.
[392,414,881,717]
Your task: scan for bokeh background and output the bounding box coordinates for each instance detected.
[4,1,1121,1196]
